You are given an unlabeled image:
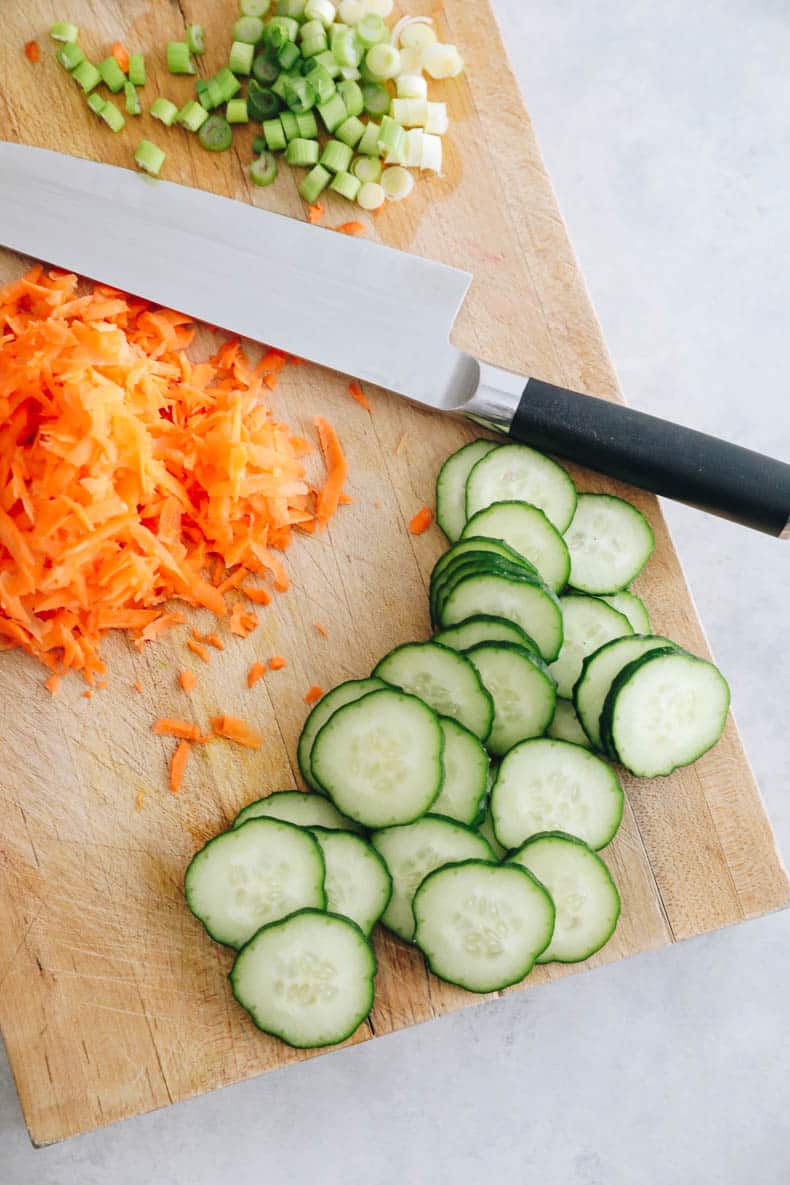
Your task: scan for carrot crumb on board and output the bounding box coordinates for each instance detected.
[153,718,202,741]
[409,506,434,535]
[179,670,197,692]
[82,689,93,699]
[304,685,324,705]
[169,740,190,794]
[307,202,324,224]
[135,791,145,812]
[315,417,349,528]
[314,622,328,637]
[211,715,262,750]
[187,638,211,663]
[230,604,258,638]
[241,584,272,606]
[348,381,372,412]
[204,633,225,651]
[24,40,39,63]
[44,673,60,696]
[247,661,267,688]
[192,627,204,641]
[111,41,130,72]
[333,221,366,236]
[133,681,143,694]
[269,655,287,670]
[96,680,107,690]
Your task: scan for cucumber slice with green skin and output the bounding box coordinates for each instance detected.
[600,648,730,776]
[297,677,386,792]
[466,443,577,534]
[234,790,364,834]
[435,439,499,541]
[374,641,494,742]
[431,717,490,825]
[413,859,555,992]
[310,828,392,935]
[491,738,623,850]
[548,594,633,699]
[461,500,571,593]
[476,802,506,859]
[230,909,376,1048]
[439,570,564,663]
[434,614,540,658]
[465,642,557,757]
[546,699,592,749]
[565,494,655,594]
[598,591,651,634]
[429,538,538,622]
[311,687,445,828]
[431,555,542,628]
[509,831,620,963]
[185,818,326,949]
[371,816,494,941]
[573,634,676,750]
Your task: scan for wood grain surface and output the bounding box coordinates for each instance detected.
[1,0,787,1147]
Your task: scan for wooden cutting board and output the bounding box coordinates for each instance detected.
[1,0,787,1148]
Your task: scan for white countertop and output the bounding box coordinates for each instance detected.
[2,1,788,1181]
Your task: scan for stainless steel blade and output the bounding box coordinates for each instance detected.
[0,142,479,407]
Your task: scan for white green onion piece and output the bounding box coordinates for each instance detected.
[356,13,389,48]
[229,40,255,74]
[339,64,361,81]
[391,98,428,127]
[357,180,386,209]
[233,16,264,43]
[396,73,427,99]
[380,165,414,201]
[339,0,365,19]
[397,46,424,75]
[365,43,400,79]
[420,131,442,172]
[352,155,382,182]
[402,128,424,167]
[397,20,436,50]
[305,0,337,27]
[364,0,394,15]
[422,43,464,79]
[425,101,448,134]
[240,0,272,14]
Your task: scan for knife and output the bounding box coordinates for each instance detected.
[2,142,788,537]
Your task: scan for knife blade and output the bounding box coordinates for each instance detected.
[1,142,788,536]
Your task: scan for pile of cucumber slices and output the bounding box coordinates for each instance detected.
[185,439,730,1049]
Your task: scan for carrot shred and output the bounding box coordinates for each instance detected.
[204,633,225,650]
[111,42,130,72]
[44,673,60,696]
[314,622,328,637]
[241,583,272,606]
[153,717,201,740]
[314,418,348,528]
[304,685,324,705]
[269,655,287,670]
[211,714,262,749]
[348,382,372,412]
[96,679,107,689]
[247,660,267,688]
[187,638,210,663]
[409,506,434,535]
[179,670,197,692]
[24,40,40,64]
[169,740,190,794]
[133,680,143,693]
[333,222,366,237]
[230,603,258,637]
[82,689,93,699]
[307,202,324,224]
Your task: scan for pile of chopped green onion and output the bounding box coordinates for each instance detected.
[45,1,464,207]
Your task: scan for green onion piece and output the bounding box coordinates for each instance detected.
[357,180,385,210]
[356,14,388,48]
[253,53,280,85]
[313,49,341,78]
[299,29,327,59]
[338,0,365,18]
[248,80,282,121]
[50,21,79,43]
[198,114,233,151]
[86,93,106,116]
[57,42,84,71]
[206,76,226,108]
[295,110,319,138]
[356,120,381,155]
[186,24,206,55]
[330,26,360,68]
[264,16,299,50]
[166,41,195,75]
[262,117,287,151]
[270,72,289,100]
[277,40,301,71]
[134,139,166,175]
[124,81,142,115]
[337,79,363,117]
[99,102,125,133]
[286,137,319,167]
[226,98,249,123]
[252,135,268,154]
[352,155,382,182]
[279,110,300,140]
[316,92,347,132]
[330,170,361,201]
[128,52,145,87]
[401,127,424,167]
[150,96,179,126]
[320,138,353,173]
[304,0,335,26]
[229,40,255,75]
[241,0,271,14]
[250,150,278,186]
[380,165,414,201]
[98,56,126,92]
[196,78,211,110]
[234,16,264,44]
[391,98,428,127]
[304,62,336,103]
[377,114,404,159]
[299,19,325,42]
[425,100,448,135]
[178,99,210,131]
[361,81,390,117]
[419,130,442,171]
[396,73,427,100]
[71,60,101,93]
[335,115,365,148]
[298,163,331,203]
[215,66,242,101]
[284,75,315,113]
[365,43,400,80]
[277,0,306,16]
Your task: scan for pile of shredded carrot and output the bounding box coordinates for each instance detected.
[0,267,349,684]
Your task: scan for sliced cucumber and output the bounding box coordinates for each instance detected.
[565,494,654,594]
[311,687,444,828]
[435,614,540,657]
[573,634,676,750]
[234,789,364,833]
[548,594,633,698]
[431,717,490,825]
[413,859,555,992]
[230,909,376,1048]
[310,828,392,935]
[509,832,620,963]
[439,570,564,663]
[435,439,499,541]
[430,538,537,623]
[466,443,577,533]
[601,649,730,776]
[546,699,592,749]
[462,501,570,593]
[598,591,651,634]
[465,642,557,757]
[185,819,326,949]
[374,641,494,742]
[431,553,542,627]
[371,815,494,941]
[491,738,623,850]
[297,677,386,792]
[476,802,506,859]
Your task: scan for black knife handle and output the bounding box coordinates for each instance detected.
[511,378,790,537]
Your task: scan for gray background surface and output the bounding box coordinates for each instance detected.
[2,1,788,1181]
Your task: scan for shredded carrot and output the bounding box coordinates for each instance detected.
[179,670,197,692]
[314,622,328,637]
[153,717,202,741]
[230,603,258,637]
[44,673,60,696]
[135,790,145,811]
[247,660,267,688]
[307,202,324,224]
[192,627,204,641]
[304,685,324,705]
[187,638,210,663]
[204,633,225,650]
[96,679,107,690]
[348,382,372,412]
[333,222,366,237]
[241,583,272,606]
[315,417,348,528]
[169,740,190,794]
[135,610,187,651]
[24,40,40,64]
[269,655,287,670]
[82,689,93,699]
[133,680,143,694]
[211,714,262,749]
[409,506,434,535]
[111,42,130,73]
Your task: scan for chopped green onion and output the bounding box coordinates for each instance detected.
[252,135,268,154]
[128,52,145,87]
[124,81,142,115]
[380,165,414,200]
[134,139,166,176]
[338,64,361,82]
[86,93,106,116]
[338,0,365,20]
[150,97,179,126]
[422,42,464,79]
[262,117,287,151]
[361,81,390,117]
[206,76,226,108]
[278,0,306,17]
[391,98,428,127]
[234,16,265,44]
[295,110,319,138]
[187,24,206,54]
[284,75,316,112]
[356,14,388,48]
[399,21,437,50]
[330,170,361,201]
[352,155,382,182]
[304,0,336,26]
[270,71,293,100]
[397,46,424,75]
[279,110,300,140]
[57,42,84,71]
[250,150,278,186]
[166,41,195,75]
[337,79,363,116]
[377,114,404,156]
[248,80,282,121]
[357,180,385,209]
[196,78,211,110]
[298,163,331,203]
[71,60,101,93]
[226,98,249,123]
[229,40,255,75]
[330,26,360,68]
[286,137,320,167]
[396,73,427,99]
[366,0,393,13]
[304,62,336,103]
[425,100,448,135]
[316,92,347,132]
[241,0,271,14]
[215,66,242,101]
[253,53,280,85]
[420,131,442,171]
[198,114,233,151]
[50,21,79,43]
[401,127,424,167]
[264,16,299,50]
[299,19,326,41]
[356,120,381,155]
[300,29,328,58]
[98,56,126,92]
[99,102,125,133]
[277,41,301,72]
[320,138,353,173]
[335,115,365,148]
[365,43,400,80]
[313,49,342,78]
[178,99,210,131]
